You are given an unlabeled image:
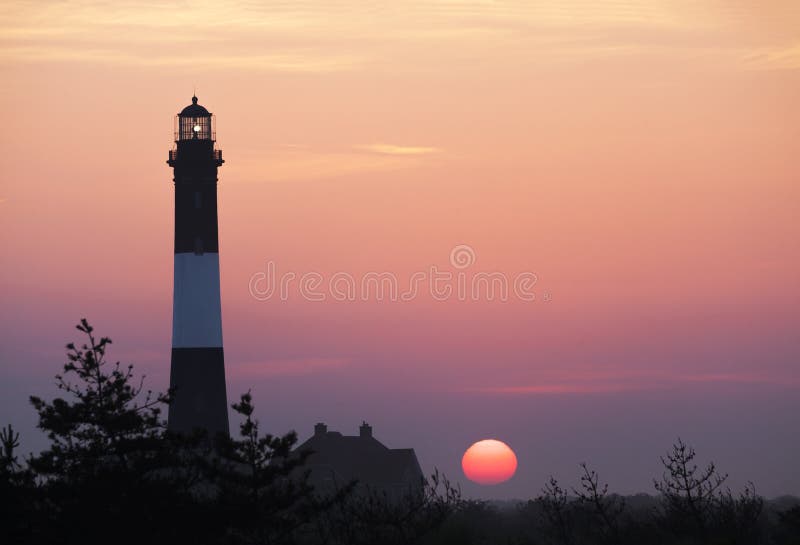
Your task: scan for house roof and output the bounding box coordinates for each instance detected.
[296,425,423,487]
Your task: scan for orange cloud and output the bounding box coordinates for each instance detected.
[355,144,442,156]
[742,43,800,71]
[232,148,428,183]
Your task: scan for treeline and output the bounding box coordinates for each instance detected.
[1,320,799,545]
[425,465,800,545]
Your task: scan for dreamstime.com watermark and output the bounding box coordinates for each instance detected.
[248,244,550,303]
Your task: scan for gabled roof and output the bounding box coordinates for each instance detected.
[296,425,423,487]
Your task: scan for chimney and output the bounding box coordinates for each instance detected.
[359,421,372,438]
[314,422,327,437]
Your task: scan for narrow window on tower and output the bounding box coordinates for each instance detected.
[194,237,204,255]
[194,191,202,209]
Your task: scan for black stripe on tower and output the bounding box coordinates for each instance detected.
[169,348,229,436]
[174,177,220,254]
[172,138,222,254]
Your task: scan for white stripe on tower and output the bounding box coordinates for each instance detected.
[172,253,223,348]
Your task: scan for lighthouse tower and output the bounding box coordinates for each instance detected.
[166,95,229,437]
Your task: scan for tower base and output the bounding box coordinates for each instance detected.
[167,347,229,437]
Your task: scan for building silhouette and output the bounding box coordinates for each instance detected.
[297,422,424,499]
[166,96,229,437]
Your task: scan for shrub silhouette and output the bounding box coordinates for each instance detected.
[572,463,626,544]
[308,469,463,545]
[654,437,729,539]
[654,438,764,544]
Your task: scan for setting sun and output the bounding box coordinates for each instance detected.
[462,439,518,485]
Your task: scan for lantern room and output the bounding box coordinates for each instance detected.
[175,95,215,142]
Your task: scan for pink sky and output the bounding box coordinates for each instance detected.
[1,1,799,497]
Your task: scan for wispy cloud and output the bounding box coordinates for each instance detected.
[232,357,351,378]
[234,148,429,183]
[0,46,365,72]
[464,372,799,395]
[4,0,796,72]
[741,43,800,71]
[0,1,370,72]
[680,373,787,385]
[355,144,443,156]
[467,383,635,395]
[233,142,444,182]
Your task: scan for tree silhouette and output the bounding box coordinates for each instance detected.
[0,424,37,541]
[0,424,21,474]
[654,437,728,538]
[29,320,169,477]
[212,391,319,544]
[573,463,625,544]
[535,476,574,545]
[26,319,207,545]
[653,437,766,543]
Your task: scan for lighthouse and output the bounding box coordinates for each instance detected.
[166,95,229,437]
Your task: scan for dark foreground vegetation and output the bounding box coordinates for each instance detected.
[1,320,798,545]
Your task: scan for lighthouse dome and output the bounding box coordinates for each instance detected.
[180,95,210,117]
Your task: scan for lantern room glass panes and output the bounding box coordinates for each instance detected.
[176,114,214,141]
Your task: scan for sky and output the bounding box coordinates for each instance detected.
[1,0,799,498]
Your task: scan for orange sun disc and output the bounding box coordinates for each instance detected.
[462,439,518,485]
